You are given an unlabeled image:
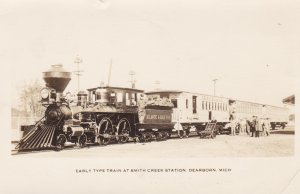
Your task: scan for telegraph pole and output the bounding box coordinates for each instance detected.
[129,70,136,88]
[74,56,83,93]
[154,80,161,90]
[107,59,112,87]
[212,78,218,96]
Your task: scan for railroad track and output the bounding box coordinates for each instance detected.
[11,134,202,156]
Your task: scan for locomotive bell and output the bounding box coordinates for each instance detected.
[43,64,71,93]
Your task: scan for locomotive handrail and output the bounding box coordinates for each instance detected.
[34,115,46,126]
[55,114,66,127]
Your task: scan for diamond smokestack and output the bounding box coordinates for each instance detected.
[43,64,71,93]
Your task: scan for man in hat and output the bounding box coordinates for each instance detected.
[251,116,257,137]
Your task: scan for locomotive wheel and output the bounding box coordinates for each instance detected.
[154,132,163,141]
[96,136,102,145]
[185,129,190,137]
[178,130,184,138]
[137,134,145,142]
[117,119,131,144]
[99,118,114,145]
[271,124,276,130]
[78,134,87,148]
[100,134,110,145]
[144,133,152,142]
[161,131,168,140]
[55,134,67,151]
[166,131,171,138]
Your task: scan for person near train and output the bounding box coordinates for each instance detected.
[137,94,148,123]
[235,121,240,134]
[251,116,257,137]
[263,118,271,136]
[245,119,252,136]
[174,121,184,138]
[261,118,266,136]
[255,117,264,137]
[239,118,247,136]
[230,118,236,136]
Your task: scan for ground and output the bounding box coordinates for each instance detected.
[12,126,294,157]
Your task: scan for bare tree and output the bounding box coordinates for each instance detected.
[18,79,45,118]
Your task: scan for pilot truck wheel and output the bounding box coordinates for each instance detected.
[78,134,87,148]
[55,134,67,151]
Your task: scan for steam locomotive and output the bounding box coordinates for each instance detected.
[16,65,88,150]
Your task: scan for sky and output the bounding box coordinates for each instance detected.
[1,0,299,107]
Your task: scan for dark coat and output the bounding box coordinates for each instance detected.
[248,120,256,132]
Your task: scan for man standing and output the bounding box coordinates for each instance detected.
[137,94,148,123]
[174,121,184,138]
[230,118,236,136]
[251,116,257,137]
[239,118,247,136]
[246,119,251,136]
[255,117,263,137]
[264,118,271,136]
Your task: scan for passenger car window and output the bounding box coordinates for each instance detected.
[171,99,178,108]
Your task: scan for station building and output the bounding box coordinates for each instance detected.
[282,95,295,125]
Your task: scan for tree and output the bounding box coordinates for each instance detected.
[18,79,45,118]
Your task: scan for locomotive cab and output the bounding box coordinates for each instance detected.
[88,86,144,108]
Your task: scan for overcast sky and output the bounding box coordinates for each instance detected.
[2,0,299,107]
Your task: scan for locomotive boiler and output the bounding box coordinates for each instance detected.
[16,64,86,151]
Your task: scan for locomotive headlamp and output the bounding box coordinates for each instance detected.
[40,88,49,99]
